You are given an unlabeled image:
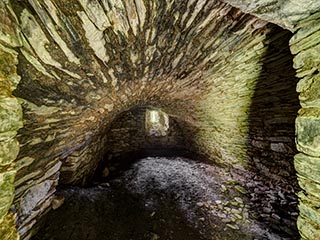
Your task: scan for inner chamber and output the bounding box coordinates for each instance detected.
[32,104,299,240]
[3,0,305,239]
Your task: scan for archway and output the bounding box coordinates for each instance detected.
[0,1,319,239]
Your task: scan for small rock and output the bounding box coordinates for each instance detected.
[222,218,232,223]
[230,201,239,206]
[217,213,227,218]
[230,216,237,222]
[226,179,237,185]
[278,191,285,200]
[234,197,243,204]
[224,207,232,213]
[100,182,110,187]
[196,202,204,207]
[271,213,281,220]
[235,185,247,194]
[231,208,242,214]
[150,232,160,240]
[234,213,243,220]
[102,167,110,177]
[51,195,65,210]
[262,207,272,213]
[226,224,239,230]
[221,185,228,193]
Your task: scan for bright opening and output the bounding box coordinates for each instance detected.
[145,109,169,136]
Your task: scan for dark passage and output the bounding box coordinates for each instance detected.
[31,157,294,240]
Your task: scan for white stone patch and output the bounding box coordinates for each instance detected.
[104,103,114,112]
[100,71,108,84]
[181,0,197,24]
[185,0,207,29]
[165,0,175,12]
[101,0,130,37]
[150,27,157,43]
[78,11,109,64]
[20,9,80,79]
[134,0,146,30]
[270,143,288,153]
[20,99,60,115]
[43,0,60,27]
[145,45,157,62]
[171,52,184,69]
[196,6,221,34]
[78,0,111,31]
[108,68,117,87]
[15,157,35,171]
[28,0,80,64]
[20,48,55,79]
[130,50,139,64]
[124,0,139,36]
[20,10,62,69]
[20,180,54,215]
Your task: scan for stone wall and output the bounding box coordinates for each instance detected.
[8,1,300,238]
[91,107,188,179]
[0,1,22,239]
[290,12,320,240]
[245,28,300,235]
[7,5,278,239]
[0,0,319,239]
[104,107,186,159]
[224,0,320,31]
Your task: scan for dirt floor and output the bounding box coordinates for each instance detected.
[31,157,298,240]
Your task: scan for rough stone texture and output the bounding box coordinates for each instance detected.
[0,0,318,239]
[104,107,186,157]
[0,1,23,239]
[290,11,320,240]
[9,4,284,238]
[243,29,300,234]
[223,0,320,31]
[33,157,291,240]
[0,212,19,240]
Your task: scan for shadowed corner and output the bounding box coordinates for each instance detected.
[246,24,301,239]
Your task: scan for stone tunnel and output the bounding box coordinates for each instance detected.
[0,0,320,239]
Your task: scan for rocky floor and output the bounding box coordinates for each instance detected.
[31,157,299,240]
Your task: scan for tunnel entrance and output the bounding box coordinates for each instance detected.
[90,106,196,182]
[145,108,169,137]
[31,104,299,240]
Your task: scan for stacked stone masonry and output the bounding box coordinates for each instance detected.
[0,1,23,239]
[0,0,319,239]
[290,12,320,240]
[104,107,187,159]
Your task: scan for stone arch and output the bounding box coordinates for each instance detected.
[0,0,319,239]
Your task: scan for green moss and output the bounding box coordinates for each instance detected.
[293,43,320,71]
[297,175,320,199]
[0,50,16,79]
[0,170,16,222]
[299,201,320,226]
[0,212,19,240]
[0,138,19,166]
[295,153,320,184]
[296,109,320,157]
[0,97,22,134]
[297,216,320,240]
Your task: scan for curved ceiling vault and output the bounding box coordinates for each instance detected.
[0,0,319,240]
